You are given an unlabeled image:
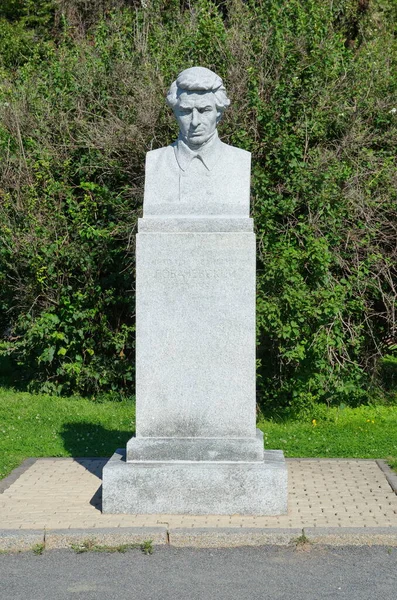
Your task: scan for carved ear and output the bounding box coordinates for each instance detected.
[216,111,223,124]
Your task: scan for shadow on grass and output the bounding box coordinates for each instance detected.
[60,422,132,465]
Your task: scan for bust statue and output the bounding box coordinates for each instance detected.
[143,67,251,219]
[103,69,287,519]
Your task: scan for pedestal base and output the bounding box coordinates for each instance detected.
[102,449,288,516]
[127,429,265,462]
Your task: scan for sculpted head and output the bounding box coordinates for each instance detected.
[166,67,230,150]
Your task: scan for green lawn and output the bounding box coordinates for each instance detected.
[0,388,396,480]
[0,388,135,480]
[258,405,397,470]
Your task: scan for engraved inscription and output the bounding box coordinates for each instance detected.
[155,268,221,283]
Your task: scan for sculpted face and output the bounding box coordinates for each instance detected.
[174,91,221,149]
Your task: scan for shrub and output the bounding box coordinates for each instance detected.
[0,0,396,409]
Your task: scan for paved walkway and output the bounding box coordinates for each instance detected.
[0,458,396,549]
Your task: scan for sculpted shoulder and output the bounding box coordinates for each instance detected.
[219,141,251,160]
[218,141,251,172]
[145,144,175,165]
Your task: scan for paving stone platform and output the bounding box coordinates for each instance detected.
[0,458,396,549]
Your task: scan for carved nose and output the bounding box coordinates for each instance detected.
[191,109,200,127]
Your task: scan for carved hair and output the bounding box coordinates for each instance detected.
[166,67,230,112]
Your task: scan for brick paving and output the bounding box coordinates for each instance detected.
[0,458,396,531]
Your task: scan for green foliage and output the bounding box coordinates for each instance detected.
[294,532,310,547]
[32,542,45,555]
[0,0,396,410]
[0,19,36,68]
[0,172,136,394]
[379,348,397,390]
[0,0,55,25]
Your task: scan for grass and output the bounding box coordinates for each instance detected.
[32,543,45,555]
[294,531,311,547]
[0,387,396,480]
[70,539,153,555]
[0,387,135,480]
[258,404,397,468]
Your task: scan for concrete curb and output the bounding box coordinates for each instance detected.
[168,527,303,547]
[1,526,397,552]
[0,527,168,552]
[167,527,397,548]
[45,527,168,550]
[0,458,37,494]
[304,527,397,547]
[376,460,397,494]
[0,529,44,552]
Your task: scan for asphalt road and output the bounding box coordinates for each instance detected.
[0,545,396,600]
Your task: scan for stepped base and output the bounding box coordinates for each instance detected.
[102,449,288,515]
[127,429,265,462]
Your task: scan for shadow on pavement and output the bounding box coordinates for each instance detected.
[90,482,103,511]
[59,423,133,512]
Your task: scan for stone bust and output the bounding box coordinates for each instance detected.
[143,67,251,218]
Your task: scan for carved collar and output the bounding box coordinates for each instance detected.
[173,131,222,172]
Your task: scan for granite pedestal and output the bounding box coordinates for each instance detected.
[102,66,287,516]
[103,218,288,515]
[103,448,287,515]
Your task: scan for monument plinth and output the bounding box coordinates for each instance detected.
[102,67,287,515]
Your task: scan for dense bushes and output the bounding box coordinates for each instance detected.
[0,0,396,412]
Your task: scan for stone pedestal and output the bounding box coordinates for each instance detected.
[102,217,288,515]
[135,228,256,439]
[103,448,287,515]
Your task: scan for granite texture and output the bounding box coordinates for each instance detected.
[143,138,251,218]
[138,217,253,233]
[102,449,288,516]
[135,232,256,439]
[127,429,264,462]
[144,68,250,219]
